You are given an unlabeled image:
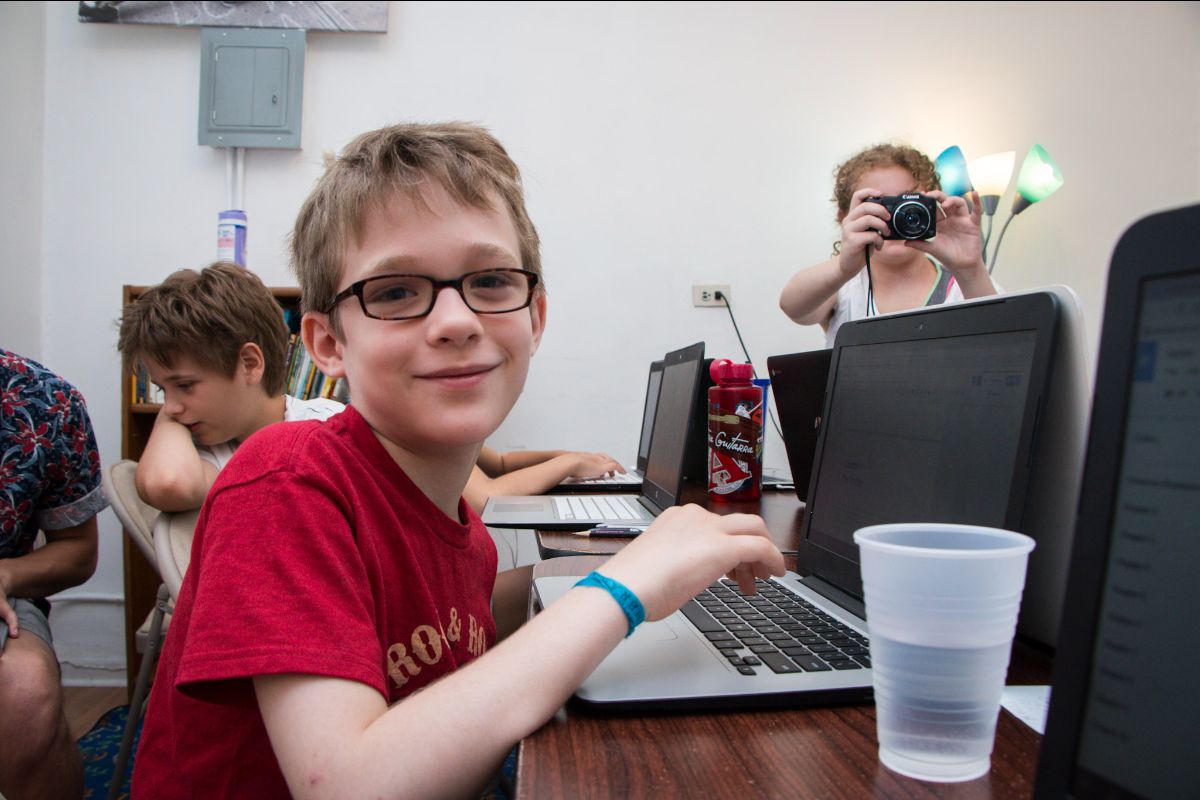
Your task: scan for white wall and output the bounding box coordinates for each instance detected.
[1,1,1197,683]
[0,2,46,360]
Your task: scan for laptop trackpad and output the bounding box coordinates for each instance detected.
[629,619,679,642]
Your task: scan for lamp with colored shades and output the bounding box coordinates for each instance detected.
[990,144,1065,274]
[935,145,1064,274]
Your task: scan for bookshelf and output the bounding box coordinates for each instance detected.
[118,284,303,694]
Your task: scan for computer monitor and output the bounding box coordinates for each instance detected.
[1036,204,1199,798]
[797,286,1090,648]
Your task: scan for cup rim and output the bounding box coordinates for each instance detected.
[853,523,1035,558]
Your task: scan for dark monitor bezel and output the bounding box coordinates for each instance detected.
[635,359,666,474]
[767,349,833,504]
[798,291,1061,598]
[642,342,705,512]
[1036,203,1200,799]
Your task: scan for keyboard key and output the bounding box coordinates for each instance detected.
[680,601,723,633]
[831,661,864,670]
[759,652,804,674]
[737,666,758,676]
[793,656,832,672]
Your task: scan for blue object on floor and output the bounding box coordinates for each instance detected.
[78,704,139,799]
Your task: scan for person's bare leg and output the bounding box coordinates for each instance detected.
[0,634,83,800]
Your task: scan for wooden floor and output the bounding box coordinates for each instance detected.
[63,686,128,741]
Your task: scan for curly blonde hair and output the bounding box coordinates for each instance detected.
[829,143,940,255]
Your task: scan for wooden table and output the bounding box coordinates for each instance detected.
[517,527,1052,797]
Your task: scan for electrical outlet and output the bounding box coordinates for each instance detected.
[692,284,730,307]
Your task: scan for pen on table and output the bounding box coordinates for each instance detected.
[570,526,648,538]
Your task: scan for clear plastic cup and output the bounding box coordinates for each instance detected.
[853,523,1035,783]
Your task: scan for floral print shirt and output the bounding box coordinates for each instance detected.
[1,349,107,559]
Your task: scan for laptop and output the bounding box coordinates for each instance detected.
[534,290,1063,709]
[766,349,832,503]
[483,342,705,529]
[1036,204,1200,799]
[554,359,664,491]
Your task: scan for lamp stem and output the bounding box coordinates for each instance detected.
[988,213,1016,276]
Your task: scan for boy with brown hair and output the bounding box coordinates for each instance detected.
[117,262,343,511]
[131,122,783,798]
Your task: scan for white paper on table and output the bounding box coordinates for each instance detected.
[1001,685,1052,735]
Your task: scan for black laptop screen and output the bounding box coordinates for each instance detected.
[1070,273,1200,798]
[806,329,1038,563]
[642,346,703,508]
[637,365,664,465]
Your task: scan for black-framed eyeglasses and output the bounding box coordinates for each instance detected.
[323,268,540,321]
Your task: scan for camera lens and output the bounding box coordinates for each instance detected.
[892,201,932,239]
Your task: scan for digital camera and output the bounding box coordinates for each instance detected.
[866,193,937,241]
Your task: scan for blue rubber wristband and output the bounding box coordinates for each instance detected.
[574,571,646,638]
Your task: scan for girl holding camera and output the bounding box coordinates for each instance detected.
[779,143,998,347]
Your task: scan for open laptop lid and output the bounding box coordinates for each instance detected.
[1036,204,1200,799]
[767,349,833,504]
[635,359,666,474]
[798,290,1061,604]
[641,342,705,511]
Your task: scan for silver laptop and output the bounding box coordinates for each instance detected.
[482,342,704,529]
[534,289,1067,709]
[554,359,664,491]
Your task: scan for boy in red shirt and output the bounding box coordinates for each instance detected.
[131,122,783,798]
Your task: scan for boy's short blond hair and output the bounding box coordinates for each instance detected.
[289,122,543,328]
[117,261,290,395]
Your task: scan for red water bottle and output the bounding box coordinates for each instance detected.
[707,359,763,502]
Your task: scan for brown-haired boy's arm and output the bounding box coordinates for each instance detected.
[463,451,625,514]
[134,408,219,512]
[255,505,783,799]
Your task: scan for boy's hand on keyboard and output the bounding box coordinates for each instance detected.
[599,504,785,622]
[559,451,625,478]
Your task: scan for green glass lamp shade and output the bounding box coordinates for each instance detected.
[1012,143,1064,215]
[935,146,973,196]
[968,151,1015,216]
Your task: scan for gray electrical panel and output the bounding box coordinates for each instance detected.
[198,27,305,149]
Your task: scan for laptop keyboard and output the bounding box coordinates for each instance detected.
[553,495,649,521]
[681,579,871,676]
[561,471,641,486]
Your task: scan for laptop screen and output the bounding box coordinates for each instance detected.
[1068,272,1200,797]
[798,291,1060,600]
[637,361,665,468]
[807,330,1038,562]
[642,344,704,509]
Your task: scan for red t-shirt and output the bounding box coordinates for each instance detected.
[131,406,498,798]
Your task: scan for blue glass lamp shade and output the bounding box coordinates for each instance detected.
[935,146,973,197]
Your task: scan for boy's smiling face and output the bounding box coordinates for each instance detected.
[315,185,545,459]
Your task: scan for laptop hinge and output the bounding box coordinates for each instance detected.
[798,576,866,620]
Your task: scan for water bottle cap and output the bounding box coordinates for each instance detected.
[710,358,753,384]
